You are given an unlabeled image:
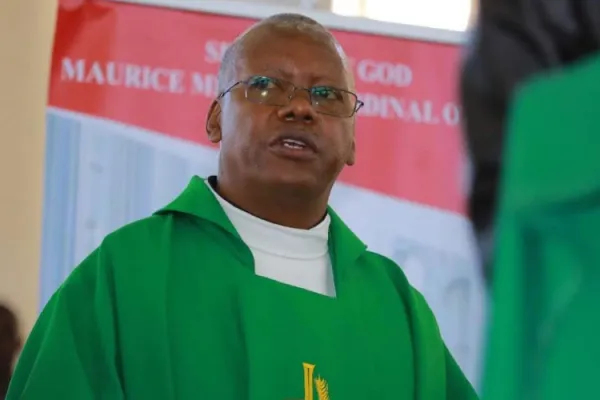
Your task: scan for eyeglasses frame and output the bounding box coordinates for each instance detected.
[217,75,364,118]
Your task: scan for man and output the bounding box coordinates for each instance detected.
[0,304,20,399]
[8,14,477,399]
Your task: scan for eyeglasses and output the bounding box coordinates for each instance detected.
[217,75,364,118]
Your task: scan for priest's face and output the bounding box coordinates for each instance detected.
[207,27,357,197]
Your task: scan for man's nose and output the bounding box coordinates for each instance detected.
[276,90,317,123]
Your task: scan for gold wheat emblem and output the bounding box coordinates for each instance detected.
[314,376,330,400]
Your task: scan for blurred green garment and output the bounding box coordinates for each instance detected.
[483,53,600,400]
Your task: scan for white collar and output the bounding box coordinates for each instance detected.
[206,180,330,259]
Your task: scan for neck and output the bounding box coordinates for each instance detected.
[214,175,330,229]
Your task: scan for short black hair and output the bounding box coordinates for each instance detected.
[0,304,17,340]
[217,13,352,93]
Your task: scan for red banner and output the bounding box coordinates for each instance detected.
[50,0,465,213]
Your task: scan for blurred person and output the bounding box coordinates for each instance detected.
[461,1,600,399]
[0,305,20,399]
[483,53,600,400]
[7,13,477,400]
[460,0,600,282]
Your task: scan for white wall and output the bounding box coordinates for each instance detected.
[332,0,472,31]
[231,0,332,10]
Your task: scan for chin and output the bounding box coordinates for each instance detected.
[263,170,321,191]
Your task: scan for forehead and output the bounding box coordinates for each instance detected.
[236,28,347,84]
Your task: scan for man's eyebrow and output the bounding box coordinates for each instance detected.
[260,66,344,87]
[259,66,294,80]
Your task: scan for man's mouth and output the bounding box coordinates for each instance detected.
[270,134,318,160]
[272,134,317,152]
[281,138,308,150]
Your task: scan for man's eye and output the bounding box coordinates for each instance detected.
[312,87,341,100]
[248,76,276,90]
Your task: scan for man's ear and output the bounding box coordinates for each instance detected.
[346,139,356,166]
[206,100,222,144]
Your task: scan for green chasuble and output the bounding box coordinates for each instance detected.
[483,54,600,400]
[8,176,476,400]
